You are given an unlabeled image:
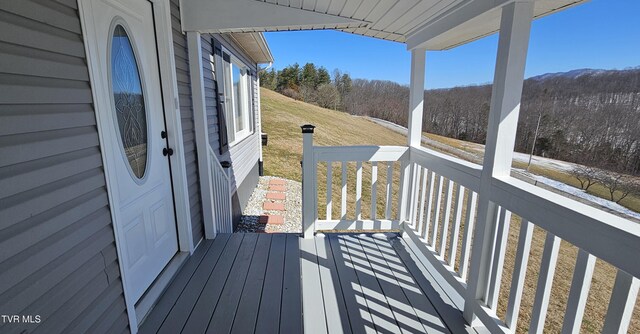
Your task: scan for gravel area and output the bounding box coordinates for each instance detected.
[236,176,302,233]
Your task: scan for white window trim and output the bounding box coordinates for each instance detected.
[221,48,254,147]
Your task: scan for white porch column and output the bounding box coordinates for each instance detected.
[400,48,426,224]
[407,48,426,147]
[464,0,534,324]
[187,31,217,239]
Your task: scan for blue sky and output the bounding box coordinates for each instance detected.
[264,0,640,89]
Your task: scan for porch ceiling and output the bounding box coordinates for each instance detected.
[181,0,586,50]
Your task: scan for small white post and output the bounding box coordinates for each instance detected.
[301,124,316,239]
[464,0,534,324]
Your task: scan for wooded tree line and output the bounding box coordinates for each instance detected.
[259,63,353,109]
[350,69,640,178]
[261,65,640,179]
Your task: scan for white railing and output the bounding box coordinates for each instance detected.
[208,147,233,233]
[301,126,640,333]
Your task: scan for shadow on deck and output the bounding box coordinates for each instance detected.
[140,233,477,334]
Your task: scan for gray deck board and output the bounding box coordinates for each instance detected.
[230,234,272,334]
[328,235,376,334]
[254,234,286,334]
[315,235,351,333]
[207,234,259,333]
[280,234,303,334]
[371,235,450,334]
[139,237,215,334]
[392,236,479,334]
[341,234,401,333]
[180,233,245,334]
[356,235,428,334]
[141,233,472,334]
[300,236,328,334]
[154,234,231,334]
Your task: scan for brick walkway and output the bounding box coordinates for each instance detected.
[258,179,288,231]
[237,176,302,234]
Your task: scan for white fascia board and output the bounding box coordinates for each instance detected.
[405,0,514,50]
[181,0,368,33]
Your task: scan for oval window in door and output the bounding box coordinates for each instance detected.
[110,24,148,179]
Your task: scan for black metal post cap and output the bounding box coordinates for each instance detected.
[301,124,316,134]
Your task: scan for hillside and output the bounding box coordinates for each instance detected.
[260,88,407,181]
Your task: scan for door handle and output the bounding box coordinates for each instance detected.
[161,130,167,139]
[163,147,174,156]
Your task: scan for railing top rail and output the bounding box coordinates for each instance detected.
[314,145,409,162]
[410,146,482,192]
[492,175,640,278]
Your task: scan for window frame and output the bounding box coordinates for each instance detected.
[220,48,253,147]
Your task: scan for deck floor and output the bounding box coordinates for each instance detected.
[140,233,474,334]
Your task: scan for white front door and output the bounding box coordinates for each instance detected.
[84,0,179,303]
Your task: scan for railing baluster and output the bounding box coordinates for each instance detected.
[486,207,512,310]
[439,179,454,256]
[448,184,464,267]
[326,161,332,221]
[459,191,477,280]
[385,162,393,220]
[429,175,444,247]
[417,168,428,234]
[421,170,435,240]
[355,161,362,221]
[398,159,410,221]
[505,219,534,330]
[529,232,561,334]
[562,249,596,334]
[602,270,640,334]
[409,164,421,225]
[341,161,347,221]
[371,162,378,221]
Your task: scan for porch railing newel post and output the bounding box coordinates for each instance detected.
[301,124,316,239]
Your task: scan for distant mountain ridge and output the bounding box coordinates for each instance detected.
[529,67,640,81]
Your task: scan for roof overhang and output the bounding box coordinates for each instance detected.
[180,0,588,51]
[228,32,274,64]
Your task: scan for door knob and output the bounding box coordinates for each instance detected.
[163,147,174,156]
[161,130,167,139]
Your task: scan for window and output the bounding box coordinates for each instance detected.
[110,24,148,179]
[220,50,252,145]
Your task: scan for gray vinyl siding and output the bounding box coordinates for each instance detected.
[170,0,204,245]
[201,35,261,202]
[0,1,128,333]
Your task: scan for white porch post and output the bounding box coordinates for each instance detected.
[301,124,316,238]
[400,48,426,223]
[407,48,426,147]
[463,0,534,324]
[187,31,217,239]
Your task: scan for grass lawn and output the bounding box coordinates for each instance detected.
[260,88,639,333]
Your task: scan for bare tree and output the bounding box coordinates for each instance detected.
[570,165,601,191]
[598,172,634,203]
[316,84,340,109]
